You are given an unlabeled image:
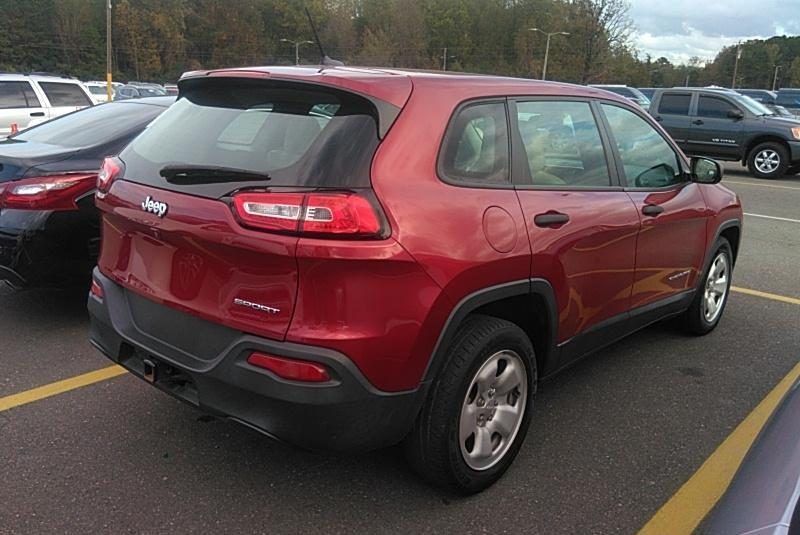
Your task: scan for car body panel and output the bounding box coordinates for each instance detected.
[700,379,800,535]
[88,66,743,450]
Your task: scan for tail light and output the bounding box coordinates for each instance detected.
[0,173,97,210]
[247,352,331,383]
[10,123,18,135]
[97,157,123,195]
[232,191,386,238]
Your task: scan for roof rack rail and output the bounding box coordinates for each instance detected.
[28,71,74,79]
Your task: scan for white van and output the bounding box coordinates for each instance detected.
[0,74,94,139]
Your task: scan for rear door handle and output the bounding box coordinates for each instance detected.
[534,212,570,227]
[642,204,664,216]
[692,119,704,125]
[29,111,45,117]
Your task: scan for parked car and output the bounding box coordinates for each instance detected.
[0,97,173,289]
[83,81,115,104]
[650,87,800,178]
[164,84,178,96]
[777,88,800,116]
[699,378,800,535]
[589,84,651,108]
[0,73,94,139]
[736,88,777,105]
[88,67,742,494]
[114,84,167,100]
[638,87,656,100]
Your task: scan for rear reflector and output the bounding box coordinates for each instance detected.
[90,280,104,300]
[0,173,97,210]
[97,156,123,195]
[246,352,331,383]
[232,191,385,238]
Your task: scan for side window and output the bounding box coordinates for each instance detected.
[38,82,92,107]
[697,96,739,119]
[20,82,41,107]
[515,100,610,187]
[657,93,691,115]
[601,104,684,189]
[0,82,30,109]
[439,101,509,184]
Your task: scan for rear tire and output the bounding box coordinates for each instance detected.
[405,315,536,494]
[681,237,733,335]
[747,141,789,179]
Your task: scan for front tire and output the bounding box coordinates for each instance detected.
[682,237,733,335]
[747,142,789,179]
[405,315,536,494]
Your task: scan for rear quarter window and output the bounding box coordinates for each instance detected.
[438,101,510,185]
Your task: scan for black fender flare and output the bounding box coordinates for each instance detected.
[420,278,558,385]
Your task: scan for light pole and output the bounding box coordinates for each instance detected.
[106,0,113,101]
[731,44,742,89]
[772,65,781,91]
[529,28,569,81]
[281,39,314,66]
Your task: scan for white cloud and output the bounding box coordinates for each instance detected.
[627,0,800,64]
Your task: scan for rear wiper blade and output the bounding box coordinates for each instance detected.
[159,165,271,184]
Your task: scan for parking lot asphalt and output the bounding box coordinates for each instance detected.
[1,166,798,535]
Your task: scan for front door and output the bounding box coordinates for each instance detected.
[686,94,745,159]
[599,102,709,310]
[511,98,640,345]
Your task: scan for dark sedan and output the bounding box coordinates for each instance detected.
[0,97,173,288]
[699,377,800,534]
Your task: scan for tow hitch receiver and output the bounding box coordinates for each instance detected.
[143,359,157,384]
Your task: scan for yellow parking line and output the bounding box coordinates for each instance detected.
[0,365,127,413]
[724,179,800,191]
[637,359,800,535]
[732,286,800,306]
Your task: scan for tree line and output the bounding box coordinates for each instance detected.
[0,0,798,89]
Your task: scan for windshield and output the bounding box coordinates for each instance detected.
[13,102,163,148]
[732,94,774,115]
[88,86,107,95]
[120,79,381,193]
[136,87,166,97]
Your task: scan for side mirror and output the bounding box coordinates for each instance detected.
[691,157,722,184]
[727,109,744,120]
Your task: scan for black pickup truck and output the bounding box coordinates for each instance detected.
[649,88,800,178]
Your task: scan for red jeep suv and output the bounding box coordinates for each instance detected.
[88,67,743,493]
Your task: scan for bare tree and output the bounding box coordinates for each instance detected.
[568,0,634,83]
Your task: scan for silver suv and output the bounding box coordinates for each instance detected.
[0,73,94,139]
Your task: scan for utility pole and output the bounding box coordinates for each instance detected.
[772,65,781,91]
[106,0,112,101]
[281,39,313,66]
[528,28,570,81]
[442,47,447,71]
[731,44,742,89]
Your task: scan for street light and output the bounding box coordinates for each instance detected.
[528,28,569,81]
[281,39,314,66]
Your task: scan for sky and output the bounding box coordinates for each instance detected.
[628,0,800,64]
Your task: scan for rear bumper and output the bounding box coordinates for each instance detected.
[88,269,424,452]
[0,207,98,288]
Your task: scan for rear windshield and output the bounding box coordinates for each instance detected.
[119,79,380,193]
[13,102,164,148]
